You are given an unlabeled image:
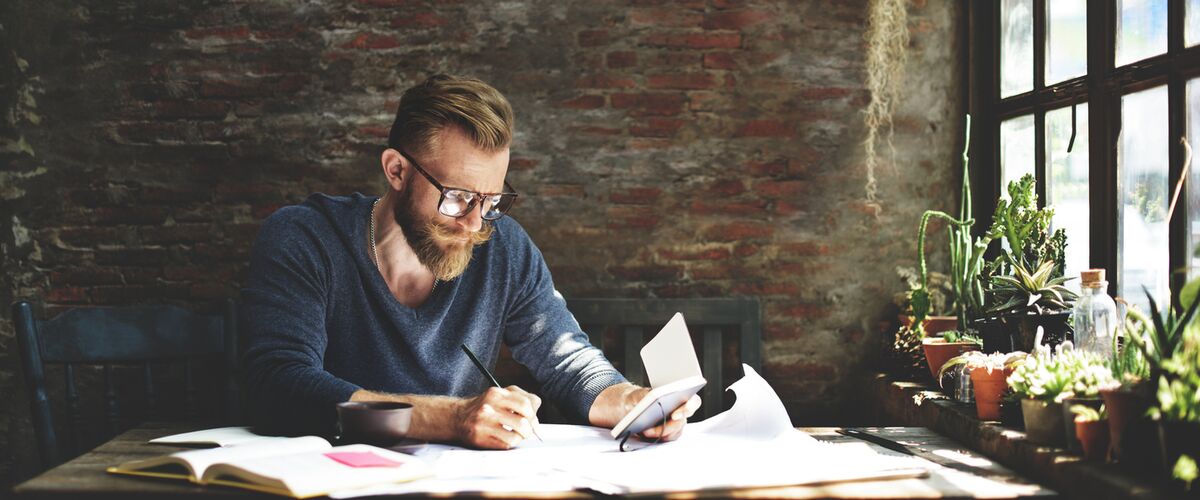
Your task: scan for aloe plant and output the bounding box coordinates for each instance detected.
[986,260,1079,316]
[1070,404,1107,422]
[1128,282,1200,383]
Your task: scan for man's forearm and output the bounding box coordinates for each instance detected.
[587,382,643,427]
[349,389,465,442]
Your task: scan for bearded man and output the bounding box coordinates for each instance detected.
[240,74,698,449]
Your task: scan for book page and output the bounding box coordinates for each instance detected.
[149,426,265,447]
[112,436,330,481]
[640,312,703,387]
[203,444,431,498]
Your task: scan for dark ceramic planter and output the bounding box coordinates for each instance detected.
[973,312,1073,353]
[1000,397,1025,430]
[1022,399,1065,446]
[1061,397,1103,454]
[1158,420,1200,480]
[1100,385,1162,473]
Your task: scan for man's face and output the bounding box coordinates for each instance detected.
[392,127,510,281]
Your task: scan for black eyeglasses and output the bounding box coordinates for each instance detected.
[398,150,519,221]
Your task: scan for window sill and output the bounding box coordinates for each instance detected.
[858,372,1183,499]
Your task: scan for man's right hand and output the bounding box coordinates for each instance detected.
[455,385,542,449]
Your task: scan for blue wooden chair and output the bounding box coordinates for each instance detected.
[12,299,239,469]
[564,297,762,420]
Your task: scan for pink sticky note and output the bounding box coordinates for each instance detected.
[324,451,404,468]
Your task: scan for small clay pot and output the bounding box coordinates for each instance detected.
[899,315,959,335]
[922,338,981,382]
[1075,418,1110,461]
[969,366,1008,421]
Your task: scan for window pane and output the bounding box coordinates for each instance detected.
[1001,0,1034,97]
[1047,104,1090,293]
[1116,0,1169,67]
[1047,0,1087,84]
[1001,115,1036,191]
[1119,85,1170,310]
[1188,79,1200,279]
[1190,0,1200,47]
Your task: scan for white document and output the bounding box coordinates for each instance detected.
[332,364,929,498]
[148,426,267,447]
[640,312,703,387]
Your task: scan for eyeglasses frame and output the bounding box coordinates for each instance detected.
[396,149,519,221]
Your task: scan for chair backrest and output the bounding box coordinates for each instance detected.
[565,298,761,420]
[11,299,239,469]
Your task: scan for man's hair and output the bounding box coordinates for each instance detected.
[387,74,514,156]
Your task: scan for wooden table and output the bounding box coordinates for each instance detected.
[12,422,1056,499]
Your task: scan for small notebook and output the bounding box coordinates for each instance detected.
[610,312,707,439]
[108,435,432,498]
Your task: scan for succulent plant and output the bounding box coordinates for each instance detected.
[986,260,1078,316]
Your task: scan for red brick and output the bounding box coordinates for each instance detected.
[704,223,774,241]
[606,51,637,68]
[575,74,636,89]
[703,52,737,70]
[707,180,745,196]
[734,244,758,257]
[609,93,686,116]
[578,29,610,47]
[630,118,684,137]
[629,8,703,27]
[641,33,741,49]
[341,33,401,50]
[687,91,731,111]
[389,13,448,28]
[610,187,662,204]
[643,52,703,69]
[736,119,791,137]
[800,86,854,100]
[183,26,250,40]
[200,77,306,98]
[46,287,88,304]
[93,207,169,225]
[154,100,228,119]
[141,224,213,244]
[95,248,170,267]
[56,227,129,247]
[770,361,836,379]
[608,265,683,281]
[555,95,605,109]
[688,263,739,280]
[51,268,123,286]
[754,179,809,198]
[657,247,730,261]
[629,138,672,150]
[647,73,717,90]
[744,158,787,176]
[509,158,540,171]
[731,282,799,295]
[689,200,767,216]
[703,9,771,30]
[540,184,586,197]
[652,284,725,297]
[776,303,831,319]
[573,125,623,136]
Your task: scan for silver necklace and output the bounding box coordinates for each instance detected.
[371,197,439,291]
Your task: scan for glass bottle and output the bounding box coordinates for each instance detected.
[1072,269,1117,357]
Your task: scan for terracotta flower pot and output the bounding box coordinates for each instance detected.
[1099,385,1161,472]
[922,338,981,382]
[1061,397,1102,454]
[969,366,1008,421]
[1021,399,1065,446]
[899,315,959,335]
[1075,418,1110,461]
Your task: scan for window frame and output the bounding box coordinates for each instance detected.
[968,0,1200,305]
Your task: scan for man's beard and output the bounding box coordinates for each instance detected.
[393,189,494,281]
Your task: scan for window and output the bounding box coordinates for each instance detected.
[971,1,1200,309]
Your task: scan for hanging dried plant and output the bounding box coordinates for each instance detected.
[863,0,909,216]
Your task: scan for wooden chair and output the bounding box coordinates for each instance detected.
[12,299,239,469]
[565,298,762,420]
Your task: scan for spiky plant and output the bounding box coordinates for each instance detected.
[986,260,1078,316]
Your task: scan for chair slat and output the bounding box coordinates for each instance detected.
[143,363,156,419]
[64,363,80,459]
[702,327,723,420]
[622,327,644,386]
[184,360,198,420]
[585,324,604,351]
[102,365,118,437]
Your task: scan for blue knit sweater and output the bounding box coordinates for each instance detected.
[239,193,625,435]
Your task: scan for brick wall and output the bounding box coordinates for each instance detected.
[0,0,962,485]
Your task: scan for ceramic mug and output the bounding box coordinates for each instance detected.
[336,401,413,446]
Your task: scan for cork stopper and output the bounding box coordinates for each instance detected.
[1080,269,1106,286]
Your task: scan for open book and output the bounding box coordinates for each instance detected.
[107,435,432,498]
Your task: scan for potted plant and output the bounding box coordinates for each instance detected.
[1071,404,1110,461]
[894,266,956,334]
[1144,279,1200,488]
[973,174,1076,353]
[1007,343,1079,446]
[1058,358,1113,454]
[954,351,1027,421]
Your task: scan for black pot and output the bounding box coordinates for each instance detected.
[1158,420,1200,481]
[973,311,1073,353]
[1000,397,1025,430]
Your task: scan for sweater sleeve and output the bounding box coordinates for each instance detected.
[500,222,627,422]
[239,208,361,436]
